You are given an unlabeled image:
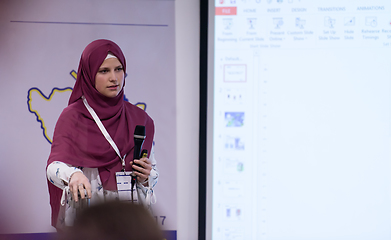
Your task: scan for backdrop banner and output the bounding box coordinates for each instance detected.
[0,0,176,238]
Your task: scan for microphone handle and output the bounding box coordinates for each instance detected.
[133,138,144,160]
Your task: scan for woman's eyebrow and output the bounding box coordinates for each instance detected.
[98,67,109,71]
[98,65,122,70]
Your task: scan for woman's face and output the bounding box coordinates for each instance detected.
[95,57,125,98]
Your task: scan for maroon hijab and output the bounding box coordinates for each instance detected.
[47,39,154,227]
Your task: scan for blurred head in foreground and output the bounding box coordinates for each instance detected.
[61,201,163,240]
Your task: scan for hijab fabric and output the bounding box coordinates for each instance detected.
[47,39,154,227]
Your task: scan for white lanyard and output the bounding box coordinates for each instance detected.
[82,96,126,170]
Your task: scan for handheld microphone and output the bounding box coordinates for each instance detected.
[132,125,146,178]
[131,125,146,203]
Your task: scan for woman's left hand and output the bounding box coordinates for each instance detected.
[131,157,152,184]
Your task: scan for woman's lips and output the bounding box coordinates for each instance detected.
[107,85,118,90]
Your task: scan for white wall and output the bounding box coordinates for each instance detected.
[176,0,201,239]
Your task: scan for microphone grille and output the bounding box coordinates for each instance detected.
[134,125,146,137]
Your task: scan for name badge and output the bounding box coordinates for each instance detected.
[115,171,138,202]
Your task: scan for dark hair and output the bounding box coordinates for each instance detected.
[60,201,163,240]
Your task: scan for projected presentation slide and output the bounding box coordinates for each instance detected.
[211,0,391,239]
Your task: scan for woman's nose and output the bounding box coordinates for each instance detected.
[109,71,117,81]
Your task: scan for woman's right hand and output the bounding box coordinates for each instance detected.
[69,172,92,202]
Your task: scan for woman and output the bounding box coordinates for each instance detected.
[46,39,158,229]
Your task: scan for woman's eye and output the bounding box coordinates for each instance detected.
[115,67,123,72]
[99,69,108,73]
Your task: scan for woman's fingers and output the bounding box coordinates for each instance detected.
[69,172,92,202]
[71,183,80,202]
[71,183,89,202]
[131,158,152,183]
[84,182,92,199]
[78,183,86,199]
[132,159,151,173]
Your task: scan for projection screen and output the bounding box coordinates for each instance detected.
[206,0,391,239]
